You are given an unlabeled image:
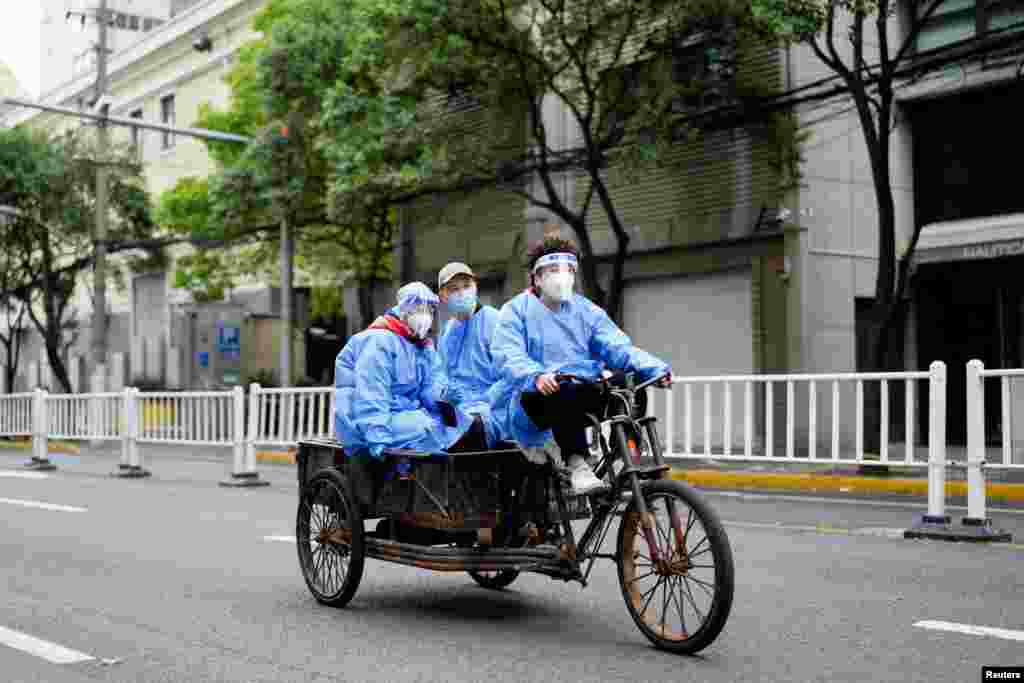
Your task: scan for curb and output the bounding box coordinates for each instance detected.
[0,438,81,455]
[669,469,1024,504]
[257,450,296,465]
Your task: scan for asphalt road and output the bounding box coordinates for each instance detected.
[1,449,1022,683]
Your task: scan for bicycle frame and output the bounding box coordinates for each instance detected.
[552,376,679,586]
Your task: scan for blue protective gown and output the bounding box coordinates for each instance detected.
[438,304,503,446]
[333,321,473,458]
[488,291,670,447]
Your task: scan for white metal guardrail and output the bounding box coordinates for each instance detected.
[0,360,1019,529]
[964,360,1024,529]
[46,392,123,440]
[249,385,334,446]
[0,392,34,437]
[649,366,937,466]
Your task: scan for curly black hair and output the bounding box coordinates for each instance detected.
[524,236,580,273]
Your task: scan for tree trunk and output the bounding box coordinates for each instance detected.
[357,279,376,330]
[606,234,628,324]
[280,215,294,387]
[0,305,24,394]
[564,217,606,309]
[44,338,72,394]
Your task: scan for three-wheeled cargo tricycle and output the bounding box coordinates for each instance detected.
[294,372,734,654]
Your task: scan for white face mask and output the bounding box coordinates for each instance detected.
[406,312,433,338]
[540,271,575,302]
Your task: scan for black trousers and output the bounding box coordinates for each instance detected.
[520,382,609,458]
[447,415,489,453]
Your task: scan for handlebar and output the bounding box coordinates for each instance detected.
[553,371,672,391]
[635,371,673,392]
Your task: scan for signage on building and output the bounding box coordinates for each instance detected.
[917,238,1024,264]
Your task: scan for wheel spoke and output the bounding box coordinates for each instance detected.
[639,576,665,617]
[688,534,709,557]
[687,545,712,560]
[686,574,716,601]
[659,571,671,634]
[680,574,706,625]
[626,569,658,584]
[668,575,689,637]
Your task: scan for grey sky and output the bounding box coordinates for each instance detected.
[0,3,41,96]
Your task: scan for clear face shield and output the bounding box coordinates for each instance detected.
[534,256,577,302]
[401,303,435,338]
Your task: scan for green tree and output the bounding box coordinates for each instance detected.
[0,127,155,393]
[370,0,800,322]
[160,0,400,338]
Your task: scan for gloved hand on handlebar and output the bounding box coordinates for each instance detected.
[535,373,560,395]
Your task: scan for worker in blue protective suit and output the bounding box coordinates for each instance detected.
[488,237,672,495]
[436,261,505,448]
[333,282,489,458]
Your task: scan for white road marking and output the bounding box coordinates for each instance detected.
[0,625,95,664]
[0,497,87,513]
[264,535,296,543]
[914,620,1024,642]
[0,471,50,480]
[701,490,1024,515]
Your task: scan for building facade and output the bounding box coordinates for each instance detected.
[3,0,312,392]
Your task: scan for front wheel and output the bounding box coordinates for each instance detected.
[296,470,365,607]
[617,479,734,654]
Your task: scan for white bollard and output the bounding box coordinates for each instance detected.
[220,384,269,487]
[965,359,987,524]
[245,383,260,474]
[956,360,1010,541]
[926,361,948,523]
[26,388,55,471]
[114,387,150,478]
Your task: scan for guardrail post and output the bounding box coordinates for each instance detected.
[220,384,269,488]
[245,383,260,474]
[958,360,1010,541]
[25,388,55,471]
[906,361,950,539]
[114,387,150,478]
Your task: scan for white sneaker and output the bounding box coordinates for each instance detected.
[567,456,607,495]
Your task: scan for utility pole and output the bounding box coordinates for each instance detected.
[91,0,111,393]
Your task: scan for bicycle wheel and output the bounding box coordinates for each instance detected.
[616,479,734,654]
[296,469,365,607]
[468,567,520,590]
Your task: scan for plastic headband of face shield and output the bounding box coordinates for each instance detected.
[400,302,435,317]
[532,252,578,274]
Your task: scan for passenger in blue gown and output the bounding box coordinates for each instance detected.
[488,237,673,494]
[436,261,504,448]
[333,282,485,458]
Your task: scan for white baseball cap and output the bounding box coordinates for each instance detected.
[438,262,476,289]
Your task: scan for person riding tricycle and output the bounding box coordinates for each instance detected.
[295,239,734,655]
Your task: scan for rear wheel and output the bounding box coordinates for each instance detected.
[617,479,734,654]
[468,567,520,590]
[296,470,365,607]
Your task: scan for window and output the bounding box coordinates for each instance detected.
[914,0,1024,52]
[603,32,735,143]
[130,109,143,155]
[160,95,175,149]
